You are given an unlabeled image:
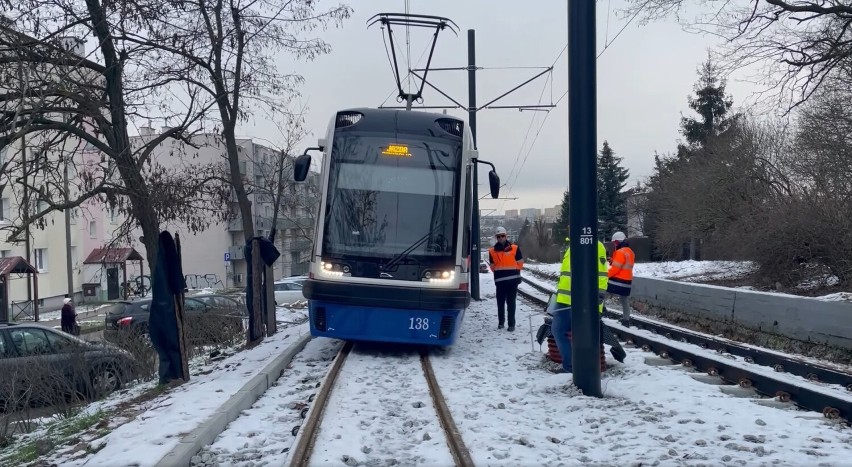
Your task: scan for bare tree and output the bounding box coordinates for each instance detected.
[118,0,350,239]
[110,0,350,342]
[0,3,228,271]
[624,0,852,110]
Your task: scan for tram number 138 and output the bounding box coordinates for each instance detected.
[409,317,430,330]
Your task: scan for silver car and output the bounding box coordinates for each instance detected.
[273,279,306,306]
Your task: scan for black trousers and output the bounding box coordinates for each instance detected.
[495,280,518,327]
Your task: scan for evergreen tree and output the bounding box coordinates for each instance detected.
[597,141,630,242]
[680,55,734,148]
[554,188,570,242]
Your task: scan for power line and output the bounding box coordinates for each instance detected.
[597,0,647,59]
[497,38,567,197]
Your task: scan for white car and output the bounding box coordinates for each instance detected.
[273,279,306,306]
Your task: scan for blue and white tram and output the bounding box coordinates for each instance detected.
[293,108,499,346]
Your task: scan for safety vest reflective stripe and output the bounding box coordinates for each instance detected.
[561,271,571,277]
[495,274,520,282]
[493,266,518,270]
[608,279,631,288]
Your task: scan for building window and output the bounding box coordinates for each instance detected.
[0,250,10,258]
[34,248,48,272]
[89,220,97,238]
[70,208,78,225]
[0,198,9,222]
[70,246,77,268]
[109,207,117,224]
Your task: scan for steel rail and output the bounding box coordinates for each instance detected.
[519,276,852,390]
[420,352,475,467]
[288,341,353,467]
[517,283,852,423]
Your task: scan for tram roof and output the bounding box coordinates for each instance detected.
[337,107,464,135]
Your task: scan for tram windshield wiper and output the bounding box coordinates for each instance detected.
[382,223,445,271]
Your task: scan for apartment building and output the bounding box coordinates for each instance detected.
[116,131,320,292]
[0,23,319,314]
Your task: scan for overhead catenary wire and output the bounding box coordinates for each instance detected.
[496,1,648,211]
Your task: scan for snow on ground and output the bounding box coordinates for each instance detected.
[302,344,455,466]
[430,274,852,466]
[22,271,850,466]
[529,260,757,283]
[52,323,309,467]
[191,337,342,467]
[33,303,108,322]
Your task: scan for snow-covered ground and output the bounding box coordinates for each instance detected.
[14,273,851,466]
[9,320,311,467]
[529,260,757,283]
[430,274,852,465]
[193,275,852,466]
[191,337,342,466]
[528,260,852,302]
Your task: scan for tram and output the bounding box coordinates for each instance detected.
[293,108,499,345]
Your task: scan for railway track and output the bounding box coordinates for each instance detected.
[288,342,474,467]
[518,275,852,424]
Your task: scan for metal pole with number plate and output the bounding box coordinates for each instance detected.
[568,0,602,397]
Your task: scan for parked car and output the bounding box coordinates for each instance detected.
[479,260,490,273]
[273,279,306,306]
[285,275,308,286]
[1,322,136,410]
[103,294,245,345]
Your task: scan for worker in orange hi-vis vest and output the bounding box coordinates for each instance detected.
[488,226,524,332]
[607,231,636,327]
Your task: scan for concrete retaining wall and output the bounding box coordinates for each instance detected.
[631,277,852,351]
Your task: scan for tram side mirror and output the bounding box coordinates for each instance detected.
[488,170,500,199]
[294,154,311,182]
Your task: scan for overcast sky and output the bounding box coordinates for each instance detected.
[237,0,759,214]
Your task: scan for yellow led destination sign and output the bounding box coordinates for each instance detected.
[381,144,412,157]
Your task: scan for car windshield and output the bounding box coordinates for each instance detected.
[321,132,461,263]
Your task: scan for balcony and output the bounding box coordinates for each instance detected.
[227,216,273,232]
[284,239,312,252]
[227,245,245,261]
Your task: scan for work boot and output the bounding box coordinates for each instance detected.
[610,345,626,363]
[498,323,504,330]
[620,318,631,328]
[507,325,515,332]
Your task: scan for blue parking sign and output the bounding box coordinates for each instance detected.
[224,252,231,262]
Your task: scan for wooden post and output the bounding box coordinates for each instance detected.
[122,263,128,299]
[265,264,276,336]
[250,238,264,345]
[174,233,190,382]
[32,271,39,321]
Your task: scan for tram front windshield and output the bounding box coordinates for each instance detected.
[322,133,461,263]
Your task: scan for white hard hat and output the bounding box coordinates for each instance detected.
[496,226,507,235]
[611,231,626,242]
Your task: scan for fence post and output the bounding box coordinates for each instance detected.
[265,265,276,336]
[250,238,264,344]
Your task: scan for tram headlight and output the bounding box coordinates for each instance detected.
[423,269,455,283]
[320,261,347,277]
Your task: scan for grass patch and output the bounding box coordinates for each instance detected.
[0,410,108,465]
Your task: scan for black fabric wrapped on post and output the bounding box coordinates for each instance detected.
[149,231,188,384]
[244,236,281,342]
